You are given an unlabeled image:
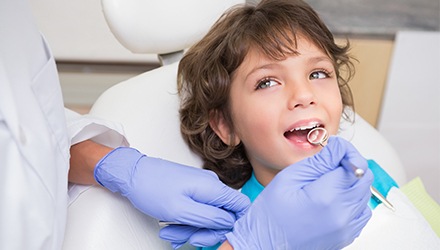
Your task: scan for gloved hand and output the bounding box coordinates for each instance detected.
[160,226,231,248]
[94,147,250,247]
[225,136,374,250]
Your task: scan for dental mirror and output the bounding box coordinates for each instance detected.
[307,127,329,147]
[307,127,364,178]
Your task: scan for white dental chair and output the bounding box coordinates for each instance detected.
[63,0,407,249]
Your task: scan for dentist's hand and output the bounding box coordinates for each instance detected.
[225,136,373,250]
[94,147,250,246]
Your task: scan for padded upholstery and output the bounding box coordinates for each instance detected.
[101,0,245,55]
[64,0,407,249]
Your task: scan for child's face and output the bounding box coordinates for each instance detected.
[216,36,343,186]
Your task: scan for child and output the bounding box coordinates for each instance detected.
[179,0,355,190]
[177,0,440,249]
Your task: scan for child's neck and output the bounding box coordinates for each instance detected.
[253,167,279,187]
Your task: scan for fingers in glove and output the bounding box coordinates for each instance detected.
[172,178,249,228]
[160,225,228,248]
[190,177,251,219]
[187,228,228,247]
[342,179,374,224]
[159,225,197,246]
[352,206,372,237]
[166,201,239,230]
[303,166,371,210]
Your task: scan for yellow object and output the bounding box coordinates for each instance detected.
[401,177,440,237]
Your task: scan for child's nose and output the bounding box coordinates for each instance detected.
[287,82,316,110]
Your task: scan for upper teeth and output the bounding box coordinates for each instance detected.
[289,123,319,132]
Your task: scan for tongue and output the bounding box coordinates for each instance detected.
[285,129,310,143]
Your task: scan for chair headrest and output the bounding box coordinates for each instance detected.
[101,0,245,55]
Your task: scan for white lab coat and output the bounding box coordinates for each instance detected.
[0,0,127,249]
[0,0,70,248]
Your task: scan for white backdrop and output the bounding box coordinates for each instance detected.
[30,0,156,63]
[378,31,440,203]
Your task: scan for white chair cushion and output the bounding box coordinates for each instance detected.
[102,0,245,54]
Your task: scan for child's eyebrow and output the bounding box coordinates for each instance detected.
[244,63,279,81]
[307,56,333,65]
[242,55,333,81]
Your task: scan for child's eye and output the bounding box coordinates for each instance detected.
[256,78,278,90]
[309,70,330,80]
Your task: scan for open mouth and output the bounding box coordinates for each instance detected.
[284,123,323,143]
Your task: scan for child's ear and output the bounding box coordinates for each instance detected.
[209,110,240,146]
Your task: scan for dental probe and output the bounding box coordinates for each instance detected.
[307,127,395,212]
[370,186,396,211]
[158,221,180,227]
[343,159,395,211]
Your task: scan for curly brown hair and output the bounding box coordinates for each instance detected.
[178,0,355,189]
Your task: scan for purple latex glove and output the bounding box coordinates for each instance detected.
[94,147,250,245]
[225,136,373,250]
[160,226,231,249]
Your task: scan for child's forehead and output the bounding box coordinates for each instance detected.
[232,38,332,81]
[244,34,328,62]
